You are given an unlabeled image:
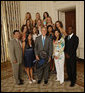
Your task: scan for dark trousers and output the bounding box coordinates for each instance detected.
[37,62,50,81]
[66,57,77,83]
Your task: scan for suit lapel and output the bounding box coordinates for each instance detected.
[14,38,22,48]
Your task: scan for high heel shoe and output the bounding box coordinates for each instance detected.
[31,79,36,83]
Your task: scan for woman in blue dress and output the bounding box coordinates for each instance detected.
[22,32,36,84]
[47,25,55,72]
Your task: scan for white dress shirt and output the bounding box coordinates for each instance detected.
[42,35,46,41]
[69,33,74,39]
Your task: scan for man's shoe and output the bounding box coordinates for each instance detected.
[70,82,75,87]
[20,79,24,83]
[37,80,41,84]
[44,80,48,84]
[17,82,24,85]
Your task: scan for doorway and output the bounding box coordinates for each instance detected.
[58,9,76,35]
[65,10,76,34]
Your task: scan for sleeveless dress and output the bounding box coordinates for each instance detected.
[24,42,35,67]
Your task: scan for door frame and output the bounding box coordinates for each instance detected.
[54,1,84,59]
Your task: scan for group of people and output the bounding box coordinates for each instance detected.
[8,12,79,87]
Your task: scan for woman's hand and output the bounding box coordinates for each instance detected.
[54,56,58,59]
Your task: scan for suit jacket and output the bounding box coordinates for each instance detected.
[34,35,53,58]
[64,34,79,58]
[8,38,23,64]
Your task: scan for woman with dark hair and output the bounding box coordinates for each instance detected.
[22,33,36,84]
[53,28,65,84]
[43,12,49,20]
[26,19,33,33]
[32,26,38,42]
[43,12,49,26]
[47,25,55,72]
[47,25,54,40]
[55,21,67,37]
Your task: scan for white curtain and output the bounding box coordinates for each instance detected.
[1,1,21,62]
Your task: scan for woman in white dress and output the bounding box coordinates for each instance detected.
[53,28,65,84]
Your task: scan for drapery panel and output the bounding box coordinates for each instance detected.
[1,1,21,62]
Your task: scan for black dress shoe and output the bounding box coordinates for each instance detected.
[37,80,41,84]
[70,83,75,87]
[20,79,24,83]
[44,81,48,84]
[17,82,24,85]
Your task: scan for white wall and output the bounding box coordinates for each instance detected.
[20,1,84,59]
[20,1,55,25]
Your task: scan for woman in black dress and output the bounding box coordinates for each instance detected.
[22,32,36,84]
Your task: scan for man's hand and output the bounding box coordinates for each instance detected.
[13,60,17,64]
[65,53,70,59]
[48,57,51,62]
[36,55,40,60]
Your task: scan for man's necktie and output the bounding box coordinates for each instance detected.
[42,37,45,46]
[68,36,70,40]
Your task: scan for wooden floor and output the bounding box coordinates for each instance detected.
[1,61,84,92]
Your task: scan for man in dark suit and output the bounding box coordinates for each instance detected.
[35,27,53,84]
[65,26,79,87]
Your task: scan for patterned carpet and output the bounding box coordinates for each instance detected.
[1,61,84,92]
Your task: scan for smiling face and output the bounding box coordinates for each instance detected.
[56,22,61,28]
[33,27,37,34]
[36,13,40,19]
[23,26,27,33]
[27,20,30,26]
[55,30,59,38]
[37,20,41,26]
[14,32,20,39]
[44,13,48,18]
[26,13,31,19]
[47,17,51,23]
[41,27,47,36]
[48,27,52,32]
[67,27,73,35]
